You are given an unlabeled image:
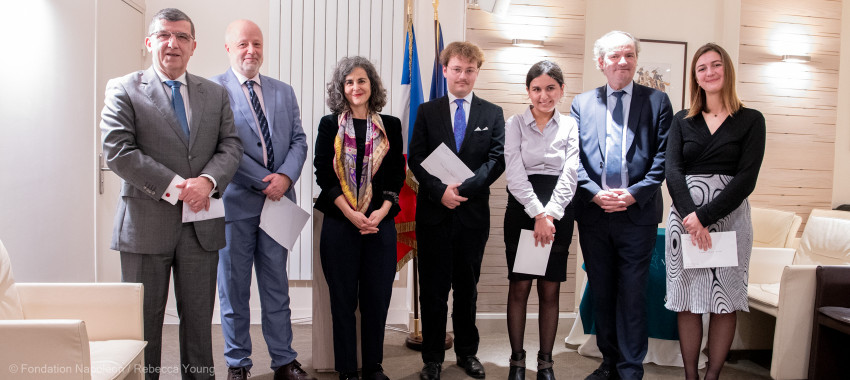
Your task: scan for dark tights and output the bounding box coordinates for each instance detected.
[677,311,737,380]
[507,278,561,355]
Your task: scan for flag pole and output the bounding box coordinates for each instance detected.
[404,0,424,350]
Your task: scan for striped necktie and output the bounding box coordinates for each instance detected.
[246,80,275,171]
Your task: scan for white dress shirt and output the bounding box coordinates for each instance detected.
[603,81,632,190]
[504,107,579,219]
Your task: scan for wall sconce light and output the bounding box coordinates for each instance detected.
[512,39,544,47]
[781,54,811,63]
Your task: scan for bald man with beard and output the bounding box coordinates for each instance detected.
[210,19,311,380]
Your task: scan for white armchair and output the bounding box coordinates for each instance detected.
[0,239,146,380]
[751,207,803,249]
[744,209,850,379]
[733,207,802,351]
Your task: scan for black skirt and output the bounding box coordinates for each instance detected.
[504,174,574,282]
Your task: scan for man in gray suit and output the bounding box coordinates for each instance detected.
[100,8,242,380]
[210,20,311,380]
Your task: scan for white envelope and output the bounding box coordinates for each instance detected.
[259,197,311,251]
[682,231,738,269]
[421,143,475,185]
[182,197,225,222]
[512,229,553,276]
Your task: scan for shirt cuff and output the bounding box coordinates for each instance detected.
[200,174,217,197]
[523,201,545,219]
[544,203,565,220]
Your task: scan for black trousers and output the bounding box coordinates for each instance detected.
[417,216,489,363]
[578,212,656,380]
[319,215,397,374]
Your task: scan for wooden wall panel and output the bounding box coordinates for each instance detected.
[467,0,586,314]
[739,0,841,228]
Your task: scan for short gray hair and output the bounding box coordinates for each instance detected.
[593,30,640,70]
[149,8,195,38]
[326,56,387,114]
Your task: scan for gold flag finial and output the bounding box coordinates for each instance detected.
[433,0,439,20]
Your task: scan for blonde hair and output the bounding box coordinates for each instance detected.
[439,41,485,68]
[686,43,742,118]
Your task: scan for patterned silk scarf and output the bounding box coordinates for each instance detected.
[332,111,389,213]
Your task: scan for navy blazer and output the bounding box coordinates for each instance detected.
[570,82,672,226]
[408,94,505,229]
[211,69,308,222]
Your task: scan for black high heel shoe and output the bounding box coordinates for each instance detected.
[537,351,555,380]
[508,350,526,380]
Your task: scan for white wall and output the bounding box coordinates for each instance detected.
[0,0,98,282]
[144,1,270,79]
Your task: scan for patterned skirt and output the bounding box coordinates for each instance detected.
[664,174,752,314]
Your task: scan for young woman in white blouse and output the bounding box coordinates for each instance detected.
[503,60,580,380]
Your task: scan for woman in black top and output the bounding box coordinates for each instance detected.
[664,43,765,380]
[314,56,405,380]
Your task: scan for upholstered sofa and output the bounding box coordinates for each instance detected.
[0,239,146,380]
[744,209,850,379]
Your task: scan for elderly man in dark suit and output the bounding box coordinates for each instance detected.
[409,41,505,380]
[210,19,312,380]
[100,8,242,380]
[570,31,673,380]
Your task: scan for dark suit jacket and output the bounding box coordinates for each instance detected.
[570,82,672,226]
[408,94,505,229]
[313,114,406,221]
[211,69,308,222]
[101,67,243,253]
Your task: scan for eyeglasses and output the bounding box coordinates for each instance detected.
[449,67,479,76]
[150,31,194,44]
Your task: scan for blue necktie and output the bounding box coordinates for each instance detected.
[246,80,275,172]
[165,80,190,138]
[453,98,467,151]
[606,91,625,189]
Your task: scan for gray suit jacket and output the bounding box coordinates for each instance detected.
[101,66,243,253]
[210,69,307,222]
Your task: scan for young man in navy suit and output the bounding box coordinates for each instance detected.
[409,41,505,380]
[570,31,673,380]
[210,19,312,380]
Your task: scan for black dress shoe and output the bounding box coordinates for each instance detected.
[420,362,442,380]
[274,360,317,380]
[457,356,486,379]
[227,367,250,380]
[584,365,619,380]
[339,372,358,380]
[363,364,389,380]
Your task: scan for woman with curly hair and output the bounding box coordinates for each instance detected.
[313,56,405,380]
